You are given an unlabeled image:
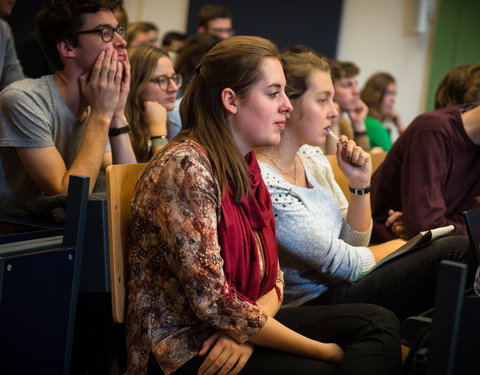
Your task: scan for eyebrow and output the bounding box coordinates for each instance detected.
[93,23,118,29]
[315,90,333,96]
[152,74,174,79]
[267,83,282,89]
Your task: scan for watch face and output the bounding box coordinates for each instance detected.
[348,185,372,195]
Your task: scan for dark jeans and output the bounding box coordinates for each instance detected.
[316,235,477,321]
[148,304,402,375]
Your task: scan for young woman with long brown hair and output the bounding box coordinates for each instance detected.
[125,36,402,375]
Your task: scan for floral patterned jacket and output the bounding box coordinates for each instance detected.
[126,140,283,374]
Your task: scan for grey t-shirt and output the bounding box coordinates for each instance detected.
[0,19,24,90]
[0,75,90,217]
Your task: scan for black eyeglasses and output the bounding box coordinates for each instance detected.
[77,25,126,42]
[150,74,182,90]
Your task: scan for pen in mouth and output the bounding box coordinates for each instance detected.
[326,128,347,148]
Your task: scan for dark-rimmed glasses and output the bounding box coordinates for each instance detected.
[77,25,126,42]
[150,74,183,90]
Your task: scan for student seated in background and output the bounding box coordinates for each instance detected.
[126,35,402,375]
[0,0,136,220]
[126,21,160,47]
[361,72,405,150]
[328,60,372,154]
[161,31,187,55]
[196,4,234,40]
[370,64,480,243]
[126,45,181,162]
[0,0,24,90]
[168,33,221,138]
[256,51,476,322]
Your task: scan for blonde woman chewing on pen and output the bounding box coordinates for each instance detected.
[256,51,476,321]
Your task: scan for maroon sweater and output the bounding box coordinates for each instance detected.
[371,105,480,243]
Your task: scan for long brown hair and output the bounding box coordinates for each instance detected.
[360,72,396,121]
[176,36,280,202]
[125,45,170,162]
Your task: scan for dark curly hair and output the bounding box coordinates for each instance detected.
[37,0,121,70]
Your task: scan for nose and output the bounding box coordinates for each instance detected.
[328,101,339,120]
[113,31,127,49]
[352,83,360,96]
[167,79,179,92]
[281,93,293,114]
[219,31,230,39]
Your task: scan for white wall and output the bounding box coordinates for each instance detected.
[123,0,437,125]
[123,0,189,42]
[337,0,438,125]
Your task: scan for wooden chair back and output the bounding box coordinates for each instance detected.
[106,163,148,323]
[326,151,387,196]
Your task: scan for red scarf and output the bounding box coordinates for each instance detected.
[218,152,279,304]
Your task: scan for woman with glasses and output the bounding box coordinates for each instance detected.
[126,45,182,162]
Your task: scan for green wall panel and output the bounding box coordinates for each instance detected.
[426,0,480,111]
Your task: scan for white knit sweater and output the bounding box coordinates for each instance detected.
[259,145,375,306]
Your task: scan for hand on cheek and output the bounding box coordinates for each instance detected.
[79,47,122,119]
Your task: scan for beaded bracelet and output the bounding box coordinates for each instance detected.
[151,139,168,147]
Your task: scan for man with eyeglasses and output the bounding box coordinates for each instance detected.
[0,0,136,221]
[196,4,234,40]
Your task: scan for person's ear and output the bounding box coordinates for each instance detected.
[57,40,76,58]
[197,26,206,34]
[221,88,238,114]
